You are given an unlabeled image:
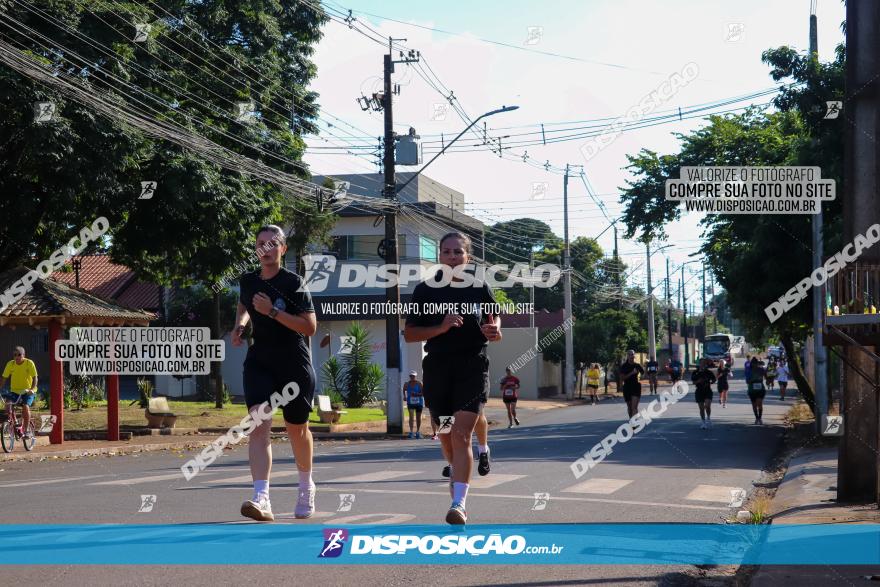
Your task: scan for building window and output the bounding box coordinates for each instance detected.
[419,236,438,262]
[331,235,408,261]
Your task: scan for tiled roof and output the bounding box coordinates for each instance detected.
[115,281,160,310]
[50,254,160,311]
[51,254,132,299]
[0,267,155,322]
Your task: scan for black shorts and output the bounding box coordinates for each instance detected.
[502,396,517,404]
[718,381,729,392]
[748,383,766,400]
[422,351,489,422]
[623,387,642,401]
[243,347,316,425]
[695,389,713,403]
[407,404,423,415]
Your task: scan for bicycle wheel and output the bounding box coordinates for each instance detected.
[1,421,14,453]
[23,421,36,451]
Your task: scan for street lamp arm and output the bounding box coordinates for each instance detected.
[395,105,519,195]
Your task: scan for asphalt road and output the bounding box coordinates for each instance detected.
[1,372,792,586]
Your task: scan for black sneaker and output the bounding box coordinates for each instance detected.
[514,417,521,426]
[478,451,490,476]
[442,465,451,478]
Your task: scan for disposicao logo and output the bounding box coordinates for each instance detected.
[319,528,348,558]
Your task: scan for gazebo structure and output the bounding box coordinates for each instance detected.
[0,267,154,444]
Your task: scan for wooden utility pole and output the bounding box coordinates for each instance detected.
[838,0,880,502]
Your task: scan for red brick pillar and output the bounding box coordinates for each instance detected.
[107,373,119,441]
[48,319,63,444]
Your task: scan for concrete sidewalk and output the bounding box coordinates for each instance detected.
[750,445,880,585]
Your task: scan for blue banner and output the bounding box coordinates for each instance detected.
[6,523,879,565]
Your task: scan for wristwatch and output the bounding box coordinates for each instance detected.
[268,307,279,319]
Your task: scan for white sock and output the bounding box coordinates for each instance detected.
[478,444,489,455]
[253,479,269,501]
[453,482,469,507]
[298,470,313,489]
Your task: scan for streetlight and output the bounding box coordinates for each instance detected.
[680,259,702,370]
[395,105,520,195]
[645,242,672,361]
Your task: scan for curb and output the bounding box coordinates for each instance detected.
[0,438,216,462]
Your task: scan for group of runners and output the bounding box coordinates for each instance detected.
[612,351,793,429]
[234,226,512,526]
[230,223,795,527]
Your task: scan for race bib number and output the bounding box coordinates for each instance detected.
[751,383,764,391]
[436,416,455,434]
[503,387,516,398]
[648,367,657,373]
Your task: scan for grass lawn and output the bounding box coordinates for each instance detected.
[53,400,386,431]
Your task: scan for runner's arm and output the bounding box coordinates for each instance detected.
[404,313,461,343]
[273,309,317,337]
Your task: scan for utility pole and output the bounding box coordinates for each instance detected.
[613,226,621,309]
[701,263,707,339]
[381,37,418,435]
[529,249,535,329]
[838,0,880,502]
[666,257,673,361]
[563,164,575,399]
[682,265,689,371]
[809,0,829,440]
[645,241,656,361]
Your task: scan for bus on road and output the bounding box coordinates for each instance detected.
[703,333,736,367]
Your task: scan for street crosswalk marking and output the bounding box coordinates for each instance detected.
[685,484,742,503]
[0,474,109,488]
[325,470,421,483]
[90,473,184,486]
[562,478,633,494]
[468,474,527,489]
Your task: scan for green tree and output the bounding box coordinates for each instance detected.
[339,323,383,409]
[617,41,845,414]
[0,1,330,408]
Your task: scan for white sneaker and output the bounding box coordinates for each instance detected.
[295,482,316,519]
[700,421,707,430]
[241,495,274,522]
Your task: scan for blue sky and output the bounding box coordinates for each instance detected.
[304,0,846,304]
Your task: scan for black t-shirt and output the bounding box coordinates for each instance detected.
[239,268,314,363]
[646,360,659,374]
[691,368,717,392]
[405,273,497,355]
[618,362,644,393]
[717,367,731,384]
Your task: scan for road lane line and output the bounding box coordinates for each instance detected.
[317,487,723,511]
[324,470,422,483]
[204,471,296,485]
[0,474,110,488]
[90,473,185,486]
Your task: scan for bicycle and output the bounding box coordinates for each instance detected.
[1,392,37,452]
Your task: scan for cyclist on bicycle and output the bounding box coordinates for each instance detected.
[1,346,38,439]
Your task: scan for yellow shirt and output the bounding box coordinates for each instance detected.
[587,368,601,387]
[2,359,37,393]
